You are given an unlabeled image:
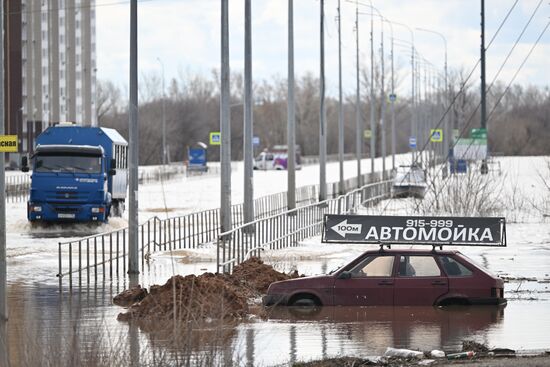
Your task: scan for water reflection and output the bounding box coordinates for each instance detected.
[235,305,506,365]
[269,306,504,354]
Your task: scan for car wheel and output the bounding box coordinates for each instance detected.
[289,294,321,307]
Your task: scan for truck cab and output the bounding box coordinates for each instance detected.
[22,125,128,223]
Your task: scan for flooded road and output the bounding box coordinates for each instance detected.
[2,221,550,366]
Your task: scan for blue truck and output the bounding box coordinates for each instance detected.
[21,124,128,222]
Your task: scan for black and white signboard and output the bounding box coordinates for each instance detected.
[322,215,506,247]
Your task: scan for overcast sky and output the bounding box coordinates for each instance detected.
[95,0,549,97]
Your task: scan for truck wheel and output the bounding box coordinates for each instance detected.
[111,200,125,217]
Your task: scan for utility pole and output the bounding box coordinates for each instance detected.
[287,0,296,209]
[319,0,327,201]
[220,0,232,233]
[369,6,375,177]
[480,0,488,174]
[243,0,254,229]
[416,27,448,172]
[0,0,7,324]
[337,0,344,195]
[379,17,386,179]
[157,58,166,165]
[0,1,8,362]
[355,2,361,188]
[128,0,139,274]
[388,20,396,171]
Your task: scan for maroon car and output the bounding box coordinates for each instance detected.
[263,249,506,307]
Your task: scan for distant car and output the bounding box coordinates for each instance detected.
[392,165,427,198]
[263,249,506,307]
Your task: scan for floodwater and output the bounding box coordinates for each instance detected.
[2,222,550,366]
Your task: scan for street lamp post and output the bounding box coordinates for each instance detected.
[392,21,416,164]
[243,0,254,230]
[416,27,448,171]
[319,0,327,201]
[337,0,344,195]
[156,57,166,166]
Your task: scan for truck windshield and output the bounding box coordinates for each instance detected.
[34,154,102,174]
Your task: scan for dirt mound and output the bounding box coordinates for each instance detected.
[231,256,300,294]
[116,257,298,325]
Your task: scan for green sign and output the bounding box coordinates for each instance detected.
[471,128,487,140]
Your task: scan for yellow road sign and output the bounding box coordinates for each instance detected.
[209,132,221,145]
[0,135,18,152]
[363,130,372,139]
[430,129,443,143]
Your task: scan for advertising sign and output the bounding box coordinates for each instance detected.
[322,214,506,247]
[0,135,18,152]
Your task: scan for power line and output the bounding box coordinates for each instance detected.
[417,19,549,215]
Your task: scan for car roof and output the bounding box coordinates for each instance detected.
[363,248,460,256]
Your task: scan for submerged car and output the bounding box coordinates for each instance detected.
[392,165,427,198]
[263,249,506,307]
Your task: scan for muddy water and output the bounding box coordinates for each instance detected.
[3,222,550,366]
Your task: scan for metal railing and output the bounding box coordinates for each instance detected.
[5,174,31,203]
[216,179,392,274]
[56,170,391,287]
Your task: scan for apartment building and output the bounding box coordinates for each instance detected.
[4,0,97,164]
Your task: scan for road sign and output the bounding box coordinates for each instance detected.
[252,136,260,146]
[188,148,207,166]
[364,130,372,139]
[388,93,397,102]
[209,132,221,145]
[322,214,506,247]
[471,128,487,140]
[430,129,443,143]
[0,135,18,152]
[409,137,416,148]
[453,138,487,160]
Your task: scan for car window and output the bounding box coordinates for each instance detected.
[266,154,274,161]
[439,256,473,277]
[350,256,394,277]
[398,256,441,277]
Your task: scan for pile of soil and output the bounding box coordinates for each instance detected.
[116,257,299,325]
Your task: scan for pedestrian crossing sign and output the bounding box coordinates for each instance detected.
[430,129,443,143]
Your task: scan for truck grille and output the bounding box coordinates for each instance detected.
[45,191,88,202]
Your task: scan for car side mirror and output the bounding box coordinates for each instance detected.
[21,156,29,173]
[337,271,352,280]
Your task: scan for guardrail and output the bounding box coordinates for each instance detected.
[56,170,391,288]
[216,179,392,274]
[5,174,31,203]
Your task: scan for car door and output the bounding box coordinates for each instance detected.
[333,255,396,306]
[393,255,449,306]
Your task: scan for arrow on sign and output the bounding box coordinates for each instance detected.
[331,220,362,238]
